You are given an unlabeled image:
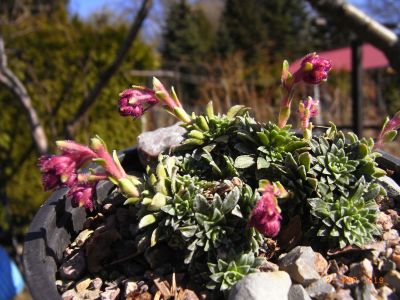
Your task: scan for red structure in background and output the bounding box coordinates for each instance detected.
[290,43,389,136]
[290,44,389,72]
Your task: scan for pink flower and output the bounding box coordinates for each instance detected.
[56,140,97,164]
[68,183,96,211]
[118,87,158,118]
[376,111,400,148]
[298,53,332,85]
[298,97,319,129]
[249,185,282,237]
[39,141,97,191]
[38,155,77,190]
[90,137,126,179]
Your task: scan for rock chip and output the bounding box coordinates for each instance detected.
[61,289,77,300]
[74,229,93,247]
[348,259,373,279]
[385,270,400,291]
[259,260,279,272]
[59,250,86,280]
[315,252,329,275]
[392,253,400,271]
[383,229,399,241]
[288,284,311,300]
[305,278,335,300]
[89,277,103,290]
[137,123,186,166]
[278,246,322,284]
[353,281,377,300]
[101,287,121,300]
[75,277,92,293]
[124,280,139,297]
[378,176,400,202]
[377,212,394,231]
[229,271,292,300]
[326,289,353,300]
[377,286,397,300]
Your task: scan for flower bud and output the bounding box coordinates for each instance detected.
[118,87,158,118]
[68,183,95,211]
[118,176,139,197]
[249,184,282,237]
[299,52,332,85]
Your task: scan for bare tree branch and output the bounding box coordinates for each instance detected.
[307,0,400,72]
[0,37,48,154]
[65,0,153,137]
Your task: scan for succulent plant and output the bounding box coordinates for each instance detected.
[207,252,264,291]
[39,54,398,296]
[308,177,381,248]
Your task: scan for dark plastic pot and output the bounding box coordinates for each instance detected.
[23,148,143,300]
[23,149,400,300]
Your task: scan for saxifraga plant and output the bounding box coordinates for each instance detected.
[39,52,398,294]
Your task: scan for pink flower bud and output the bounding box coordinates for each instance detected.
[67,183,96,211]
[298,97,319,129]
[38,155,77,190]
[299,53,332,85]
[118,87,158,118]
[249,185,282,237]
[56,140,97,164]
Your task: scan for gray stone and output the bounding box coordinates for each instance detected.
[378,286,398,300]
[59,251,86,280]
[378,176,400,201]
[353,281,377,300]
[288,284,311,300]
[383,229,399,241]
[328,289,354,300]
[385,270,400,291]
[378,258,397,273]
[348,259,373,279]
[137,123,186,166]
[259,260,279,272]
[229,271,291,300]
[305,278,335,300]
[278,246,321,284]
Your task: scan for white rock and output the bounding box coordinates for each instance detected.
[305,278,334,300]
[229,271,291,300]
[349,259,373,279]
[288,284,311,300]
[278,246,321,284]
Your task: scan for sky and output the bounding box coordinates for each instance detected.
[68,0,368,18]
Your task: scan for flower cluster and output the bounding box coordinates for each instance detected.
[278,52,331,128]
[39,137,139,210]
[249,182,287,237]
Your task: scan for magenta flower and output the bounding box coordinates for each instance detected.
[89,137,126,180]
[298,97,319,130]
[118,87,158,118]
[376,111,400,148]
[298,53,332,85]
[249,185,282,237]
[38,155,78,190]
[68,183,96,211]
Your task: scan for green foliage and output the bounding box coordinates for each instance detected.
[121,103,385,293]
[0,8,158,232]
[161,0,214,65]
[309,177,381,248]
